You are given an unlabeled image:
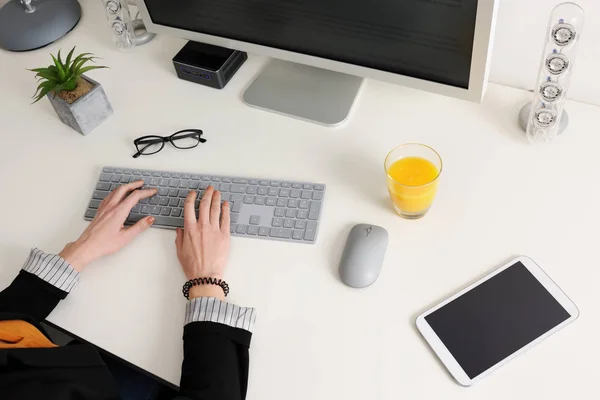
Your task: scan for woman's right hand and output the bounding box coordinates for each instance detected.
[175,186,231,300]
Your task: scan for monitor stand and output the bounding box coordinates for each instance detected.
[243,60,363,126]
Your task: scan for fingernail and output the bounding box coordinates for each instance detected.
[147,216,155,224]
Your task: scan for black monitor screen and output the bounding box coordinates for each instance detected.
[425,262,571,379]
[144,0,479,89]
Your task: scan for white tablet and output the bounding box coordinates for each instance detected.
[416,256,579,386]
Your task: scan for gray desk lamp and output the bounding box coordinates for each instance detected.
[0,0,81,51]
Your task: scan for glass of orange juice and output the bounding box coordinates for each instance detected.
[384,143,442,219]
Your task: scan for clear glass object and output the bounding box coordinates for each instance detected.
[102,0,136,51]
[384,144,442,219]
[526,2,584,144]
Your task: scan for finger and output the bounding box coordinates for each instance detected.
[220,201,231,234]
[184,190,198,228]
[110,180,145,206]
[121,215,155,243]
[120,187,157,212]
[199,186,214,225]
[97,190,116,214]
[210,190,222,226]
[175,228,183,251]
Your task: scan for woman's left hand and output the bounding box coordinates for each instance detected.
[59,180,157,271]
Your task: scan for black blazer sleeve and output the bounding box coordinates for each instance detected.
[0,270,68,321]
[175,322,252,400]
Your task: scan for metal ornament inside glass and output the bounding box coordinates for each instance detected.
[534,107,557,127]
[106,1,120,14]
[539,82,562,102]
[546,53,569,75]
[551,23,576,46]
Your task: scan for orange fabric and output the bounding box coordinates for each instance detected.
[0,320,57,349]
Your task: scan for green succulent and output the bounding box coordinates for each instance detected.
[29,47,108,103]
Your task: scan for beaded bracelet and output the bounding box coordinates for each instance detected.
[182,277,229,300]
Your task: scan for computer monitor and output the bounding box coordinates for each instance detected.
[138,0,498,125]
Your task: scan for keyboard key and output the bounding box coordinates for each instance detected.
[179,199,186,207]
[158,187,169,196]
[283,219,294,228]
[179,180,189,188]
[231,201,243,213]
[270,228,292,239]
[111,183,120,191]
[259,180,269,186]
[141,205,151,214]
[211,177,222,182]
[279,188,291,197]
[159,178,169,186]
[270,181,280,187]
[313,191,324,200]
[231,213,239,223]
[290,189,301,198]
[182,174,191,179]
[93,191,109,200]
[230,194,243,203]
[149,197,159,205]
[274,208,285,217]
[148,177,159,185]
[159,197,169,206]
[276,198,287,207]
[96,182,111,191]
[222,177,232,183]
[189,181,199,189]
[102,167,114,173]
[220,183,231,192]
[152,172,161,177]
[244,195,254,204]
[231,184,245,193]
[169,188,179,197]
[139,198,149,205]
[247,226,259,235]
[161,207,171,216]
[171,208,182,217]
[303,184,313,189]
[299,200,310,209]
[246,186,257,194]
[249,215,261,225]
[142,170,152,176]
[127,214,146,223]
[297,210,308,219]
[266,197,277,206]
[152,216,185,228]
[201,176,210,181]
[249,179,259,185]
[257,187,268,195]
[111,175,122,183]
[169,179,179,187]
[295,220,307,229]
[114,168,124,174]
[236,225,248,234]
[293,230,304,240]
[272,218,283,227]
[286,209,298,218]
[150,206,161,215]
[85,209,97,219]
[233,178,247,184]
[268,188,279,196]
[132,176,142,182]
[221,193,230,202]
[301,190,312,199]
[281,182,292,188]
[292,183,302,189]
[100,173,112,182]
[169,198,179,207]
[123,169,132,174]
[288,199,299,208]
[172,173,182,178]
[308,201,321,220]
[230,224,237,233]
[89,200,102,209]
[199,182,209,190]
[254,196,266,205]
[179,189,189,198]
[304,221,317,241]
[258,227,269,236]
[162,172,172,178]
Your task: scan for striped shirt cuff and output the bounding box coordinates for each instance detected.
[185,297,257,333]
[22,248,80,293]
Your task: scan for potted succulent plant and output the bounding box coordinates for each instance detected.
[30,47,113,135]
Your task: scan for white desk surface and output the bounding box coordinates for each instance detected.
[1,3,599,399]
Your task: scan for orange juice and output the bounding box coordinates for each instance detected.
[386,156,440,215]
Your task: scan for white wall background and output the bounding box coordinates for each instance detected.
[490,0,600,106]
[1,0,598,105]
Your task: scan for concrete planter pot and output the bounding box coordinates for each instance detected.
[47,75,113,135]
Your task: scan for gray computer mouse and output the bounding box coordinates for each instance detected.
[339,224,389,288]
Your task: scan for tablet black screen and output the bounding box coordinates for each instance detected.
[425,262,571,379]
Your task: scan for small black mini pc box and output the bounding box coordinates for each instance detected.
[172,41,247,89]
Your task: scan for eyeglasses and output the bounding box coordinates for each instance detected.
[133,129,206,158]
